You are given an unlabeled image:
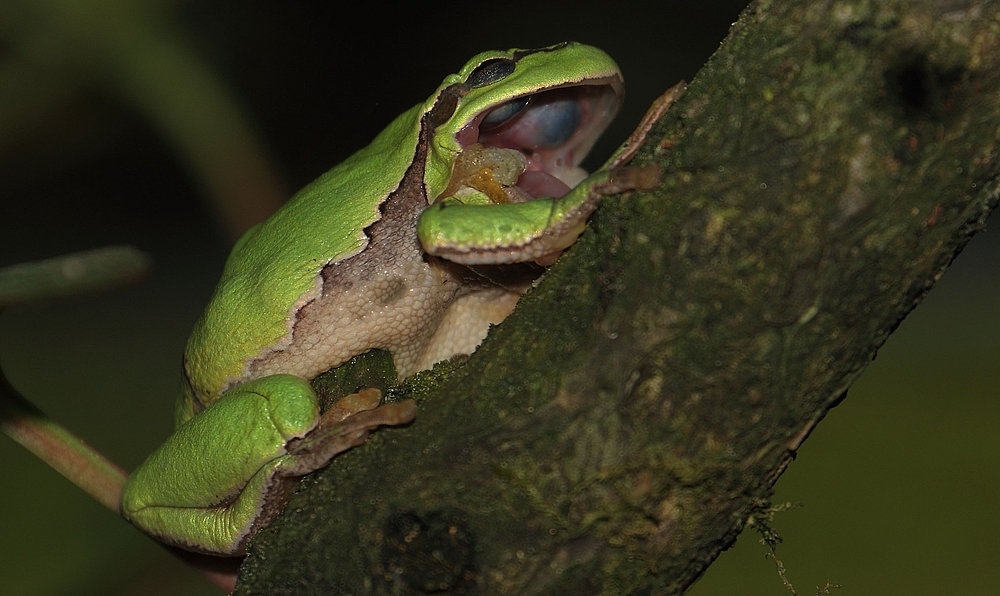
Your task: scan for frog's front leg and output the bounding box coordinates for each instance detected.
[121,375,414,556]
[605,81,687,170]
[416,164,660,266]
[417,82,686,267]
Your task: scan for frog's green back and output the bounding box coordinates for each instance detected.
[183,102,429,406]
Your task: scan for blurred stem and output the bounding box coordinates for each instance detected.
[0,245,151,306]
[0,246,150,510]
[0,245,235,592]
[1,0,289,241]
[0,374,126,513]
[0,377,238,594]
[0,374,237,592]
[108,20,289,241]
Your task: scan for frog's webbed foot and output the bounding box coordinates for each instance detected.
[281,389,416,476]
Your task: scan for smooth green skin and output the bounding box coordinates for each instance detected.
[120,43,623,555]
[123,375,317,555]
[416,168,616,261]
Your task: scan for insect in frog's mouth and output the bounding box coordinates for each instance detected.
[442,82,621,204]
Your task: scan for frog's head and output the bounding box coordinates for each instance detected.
[423,42,623,205]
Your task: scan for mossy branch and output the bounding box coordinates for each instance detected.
[236,1,999,593]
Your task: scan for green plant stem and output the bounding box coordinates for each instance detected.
[0,377,126,512]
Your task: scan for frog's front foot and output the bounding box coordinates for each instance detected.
[282,389,416,475]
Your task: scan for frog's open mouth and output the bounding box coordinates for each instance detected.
[446,81,622,203]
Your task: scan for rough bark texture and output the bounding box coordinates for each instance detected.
[235,0,1000,593]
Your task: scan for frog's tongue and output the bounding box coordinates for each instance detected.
[456,83,620,200]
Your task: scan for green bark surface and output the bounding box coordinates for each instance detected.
[236,1,1000,593]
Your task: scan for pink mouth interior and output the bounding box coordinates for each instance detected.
[516,171,573,199]
[454,84,620,201]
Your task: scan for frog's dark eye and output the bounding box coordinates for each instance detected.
[479,96,530,130]
[466,58,516,88]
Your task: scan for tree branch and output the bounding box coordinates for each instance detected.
[236,0,999,593]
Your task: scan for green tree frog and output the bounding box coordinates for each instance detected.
[121,42,671,556]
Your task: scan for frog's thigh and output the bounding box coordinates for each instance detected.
[122,376,318,553]
[126,458,288,556]
[413,287,521,372]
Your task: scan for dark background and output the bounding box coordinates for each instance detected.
[1,1,996,594]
